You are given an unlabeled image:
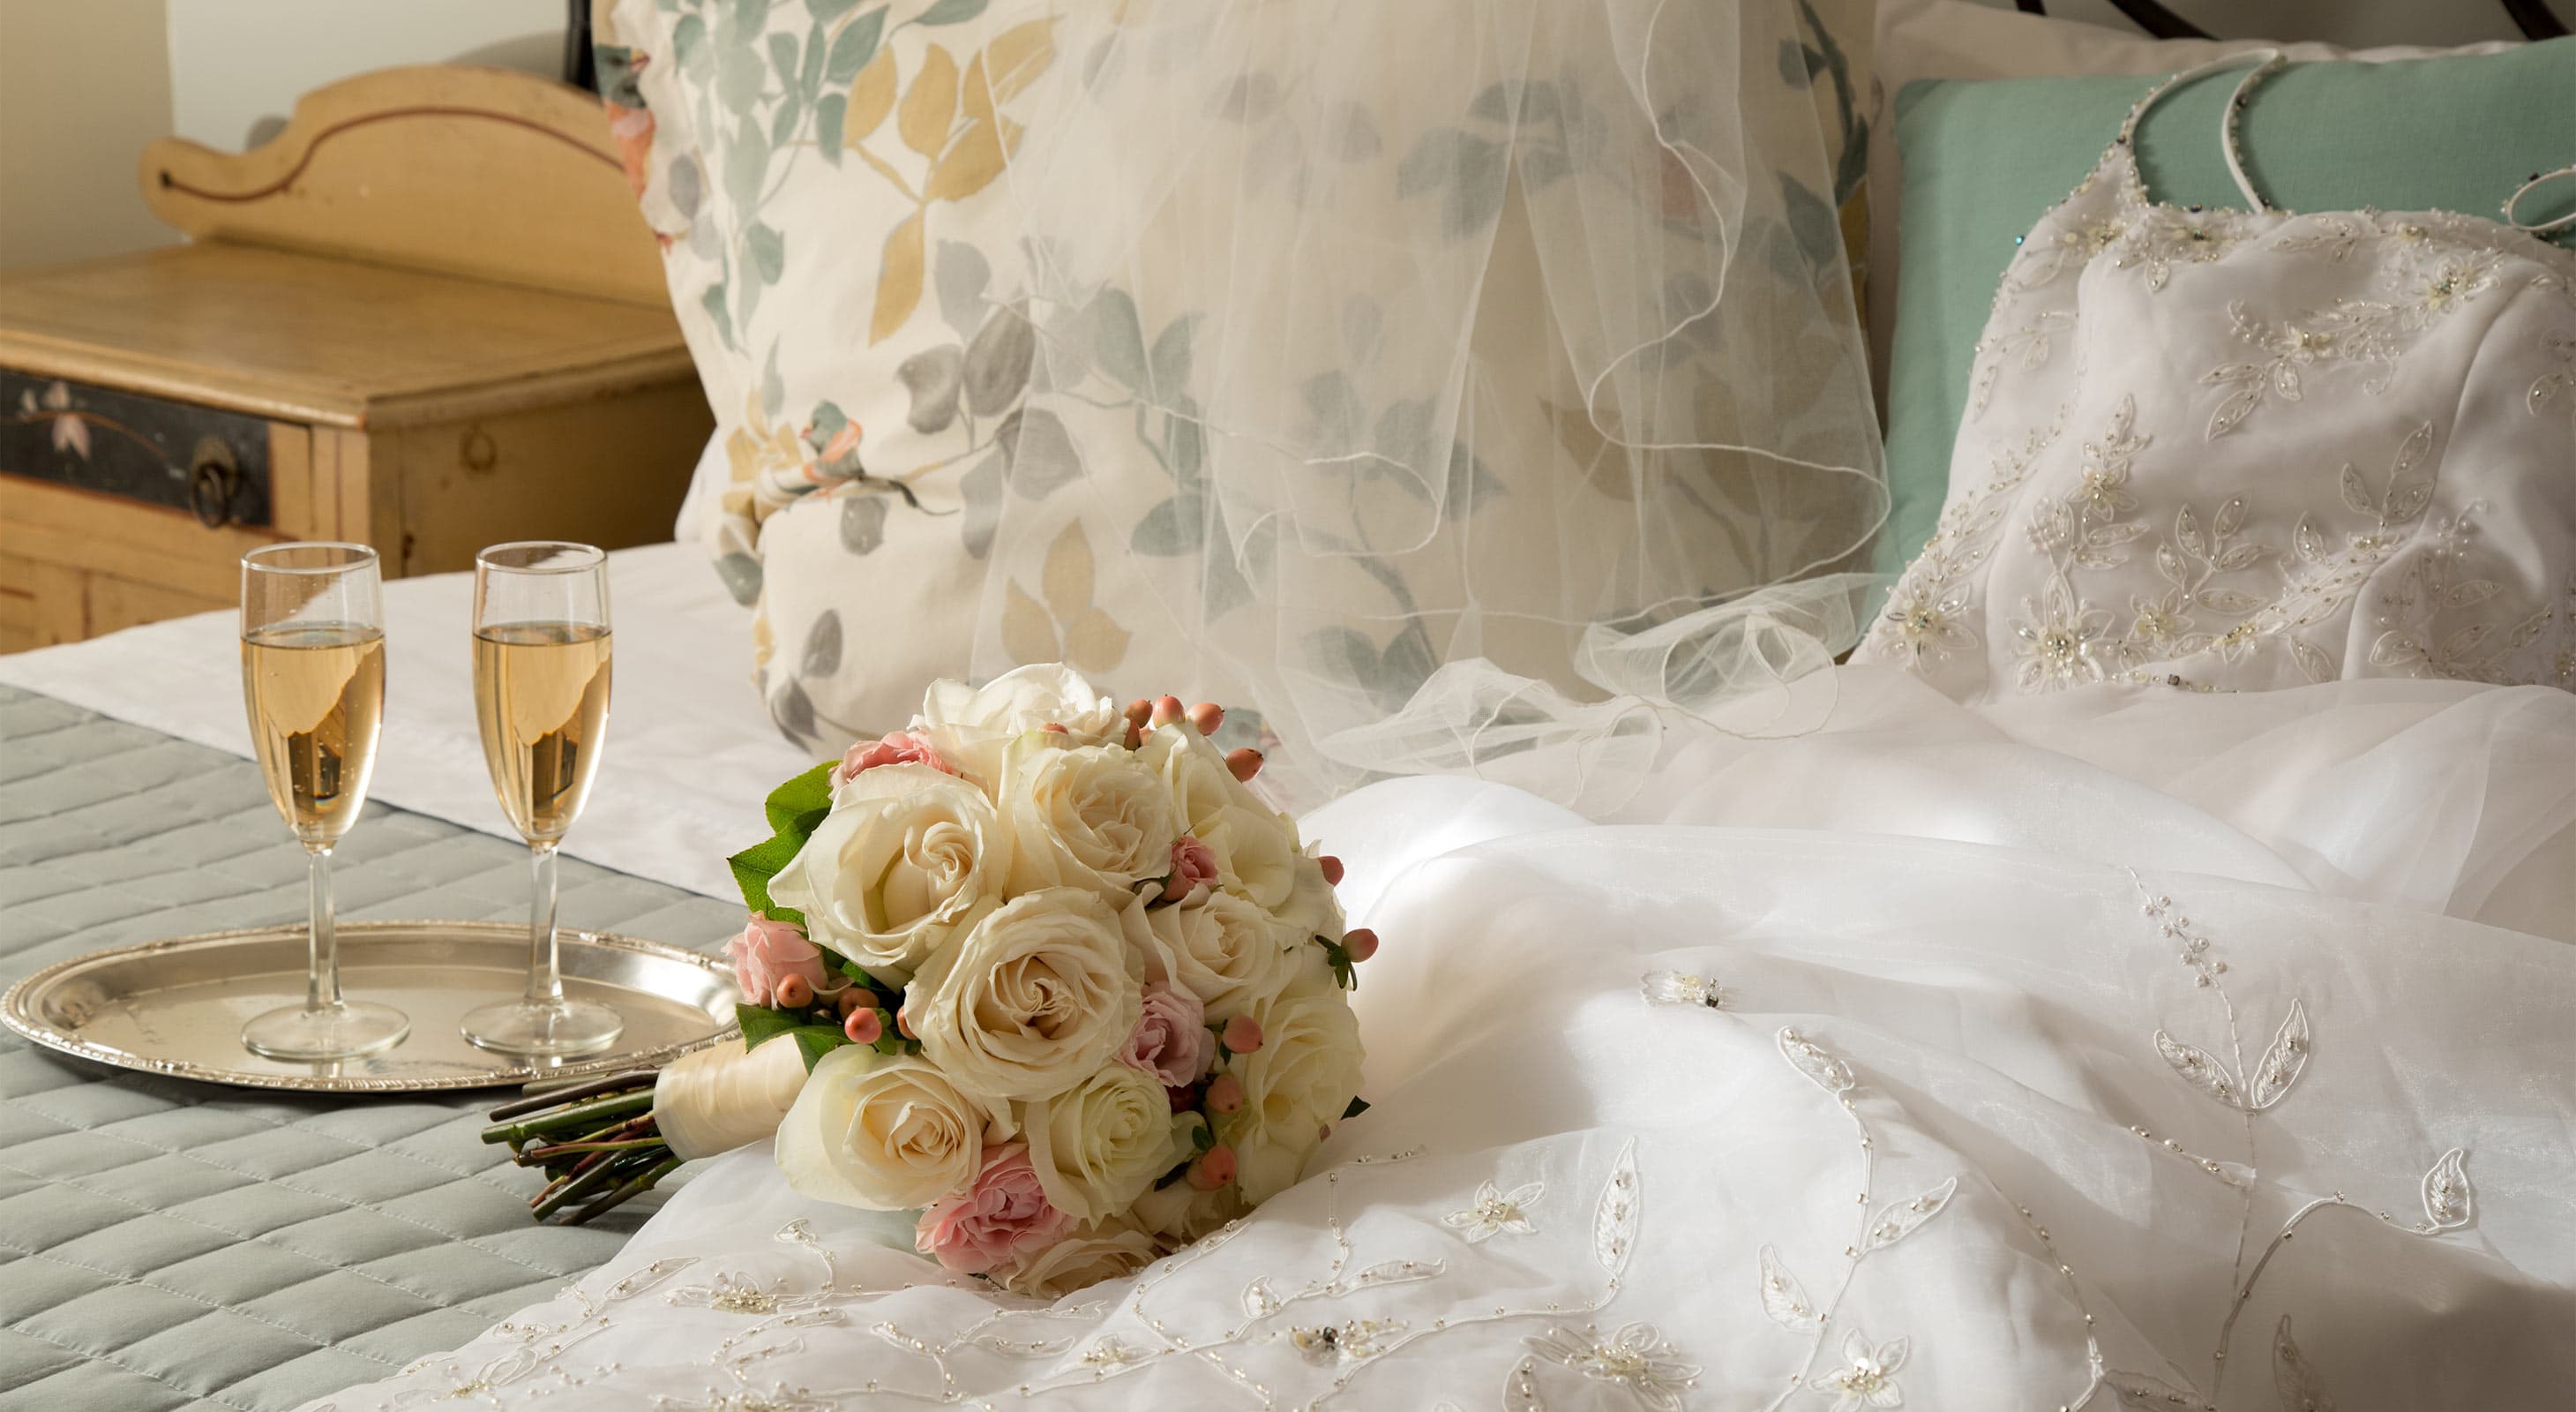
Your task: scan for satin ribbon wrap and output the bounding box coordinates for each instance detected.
[653,1035,812,1160]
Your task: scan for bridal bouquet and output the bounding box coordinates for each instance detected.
[484,666,1372,1296]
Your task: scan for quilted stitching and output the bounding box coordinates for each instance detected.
[0,687,743,1411]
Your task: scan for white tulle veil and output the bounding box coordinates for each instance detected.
[970,0,1886,811]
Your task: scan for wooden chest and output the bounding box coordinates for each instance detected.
[0,64,711,652]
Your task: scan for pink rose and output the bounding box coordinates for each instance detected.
[1117,981,1213,1087]
[1166,836,1220,900]
[915,1143,1075,1275]
[724,915,828,1008]
[831,731,956,787]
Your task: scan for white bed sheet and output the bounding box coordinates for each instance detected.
[0,541,813,902]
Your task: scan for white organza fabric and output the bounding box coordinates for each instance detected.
[306,673,2576,1411]
[970,0,1886,806]
[1852,54,2576,700]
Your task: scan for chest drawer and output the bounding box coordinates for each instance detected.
[4,370,273,528]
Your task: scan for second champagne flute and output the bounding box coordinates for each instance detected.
[460,541,623,1057]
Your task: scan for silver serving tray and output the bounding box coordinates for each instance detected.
[2,920,739,1093]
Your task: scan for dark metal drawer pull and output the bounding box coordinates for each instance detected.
[189,436,241,529]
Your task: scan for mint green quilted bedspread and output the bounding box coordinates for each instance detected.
[0,686,740,1411]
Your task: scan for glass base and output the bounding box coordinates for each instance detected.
[461,997,624,1057]
[243,1000,410,1062]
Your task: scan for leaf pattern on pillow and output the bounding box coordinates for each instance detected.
[1003,523,1131,677]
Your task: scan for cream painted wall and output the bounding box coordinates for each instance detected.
[0,0,178,274]
[164,0,563,153]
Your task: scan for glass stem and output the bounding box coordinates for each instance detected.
[305,845,341,1014]
[525,841,564,1010]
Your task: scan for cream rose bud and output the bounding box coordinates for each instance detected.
[915,665,1120,785]
[1138,724,1298,908]
[769,764,1010,978]
[906,889,1143,1102]
[1002,735,1180,899]
[775,1045,999,1212]
[1215,971,1366,1205]
[1144,886,1307,1023]
[1025,1064,1198,1223]
[995,1216,1162,1299]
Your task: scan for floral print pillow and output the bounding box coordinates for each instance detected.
[598,0,1883,766]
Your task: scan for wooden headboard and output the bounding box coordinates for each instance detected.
[137,64,666,308]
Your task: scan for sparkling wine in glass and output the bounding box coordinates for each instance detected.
[460,542,623,1057]
[239,543,409,1060]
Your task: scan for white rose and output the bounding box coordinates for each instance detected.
[1144,887,1308,1022]
[1130,1175,1247,1243]
[775,1045,998,1211]
[1023,1064,1197,1224]
[769,764,1009,980]
[906,889,1143,1102]
[1272,851,1346,944]
[916,665,1120,784]
[994,1216,1162,1298]
[1138,724,1298,908]
[1216,971,1365,1204]
[1002,736,1180,899]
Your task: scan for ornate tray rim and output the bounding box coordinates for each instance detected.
[1,920,742,1095]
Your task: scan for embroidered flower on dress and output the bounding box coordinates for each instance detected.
[1822,1329,1911,1410]
[2119,204,2253,292]
[1879,589,1978,664]
[1640,971,1726,1009]
[1288,1318,1405,1364]
[1443,1180,1543,1243]
[1525,1323,1701,1412]
[2011,574,2112,692]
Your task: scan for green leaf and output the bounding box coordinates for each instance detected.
[769,91,806,147]
[717,30,766,111]
[1342,1095,1371,1120]
[759,341,785,421]
[765,762,837,832]
[805,0,863,21]
[798,19,827,94]
[1299,371,1360,447]
[826,9,883,84]
[1778,172,1841,274]
[722,118,770,215]
[729,829,808,922]
[814,94,847,162]
[1165,415,1203,485]
[1084,288,1149,391]
[912,0,989,25]
[1316,934,1359,991]
[700,284,733,351]
[738,1003,800,1049]
[1130,494,1202,557]
[790,1025,852,1070]
[748,222,787,285]
[1148,315,1194,395]
[672,14,708,73]
[767,32,800,86]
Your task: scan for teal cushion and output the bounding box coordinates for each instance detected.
[1877,39,2576,582]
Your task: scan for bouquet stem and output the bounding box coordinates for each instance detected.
[484,1074,677,1226]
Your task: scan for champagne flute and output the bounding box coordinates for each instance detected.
[239,543,409,1060]
[460,542,623,1057]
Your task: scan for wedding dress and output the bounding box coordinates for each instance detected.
[308,50,2576,1412]
[310,672,2575,1412]
[1853,53,2576,698]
